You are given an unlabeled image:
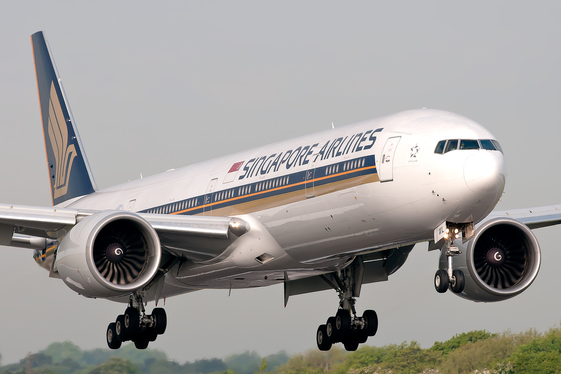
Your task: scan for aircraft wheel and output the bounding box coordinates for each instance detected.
[343,335,359,351]
[357,329,368,344]
[316,325,332,351]
[147,328,158,342]
[451,270,465,294]
[115,314,127,341]
[134,335,150,349]
[152,308,167,335]
[434,269,449,293]
[362,310,378,337]
[335,309,351,336]
[326,317,338,342]
[124,307,140,337]
[106,323,122,350]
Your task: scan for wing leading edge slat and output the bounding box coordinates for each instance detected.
[489,205,561,230]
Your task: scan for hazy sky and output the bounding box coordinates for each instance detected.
[1,0,561,366]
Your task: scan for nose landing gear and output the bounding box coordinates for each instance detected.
[434,224,467,294]
[106,292,167,350]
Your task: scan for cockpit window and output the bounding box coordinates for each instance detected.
[434,140,446,154]
[444,139,458,153]
[460,139,479,150]
[434,139,503,154]
[480,139,496,150]
[491,140,503,153]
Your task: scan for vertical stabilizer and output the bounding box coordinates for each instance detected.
[31,31,97,206]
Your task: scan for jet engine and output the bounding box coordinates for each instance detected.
[439,218,541,302]
[54,211,161,298]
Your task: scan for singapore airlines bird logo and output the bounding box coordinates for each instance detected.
[48,82,77,199]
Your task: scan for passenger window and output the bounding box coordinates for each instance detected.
[444,140,458,153]
[460,139,480,150]
[480,139,496,150]
[434,140,446,154]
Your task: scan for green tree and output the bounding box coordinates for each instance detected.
[142,357,183,374]
[256,358,267,373]
[431,330,495,355]
[192,358,228,373]
[82,348,115,366]
[117,343,168,365]
[224,351,262,374]
[263,351,289,371]
[41,341,85,366]
[274,347,346,374]
[509,327,561,374]
[88,357,140,374]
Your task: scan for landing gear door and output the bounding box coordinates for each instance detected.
[378,136,401,182]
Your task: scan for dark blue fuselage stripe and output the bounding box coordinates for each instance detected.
[140,155,376,216]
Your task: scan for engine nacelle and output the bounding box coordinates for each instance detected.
[54,211,161,298]
[439,218,540,302]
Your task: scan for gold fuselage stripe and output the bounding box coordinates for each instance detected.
[170,165,378,216]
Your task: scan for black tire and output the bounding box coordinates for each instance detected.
[362,310,378,337]
[152,308,167,335]
[316,325,332,351]
[147,328,158,342]
[124,307,140,337]
[326,317,338,342]
[335,309,351,337]
[134,336,150,349]
[357,329,368,344]
[434,269,449,293]
[106,323,122,350]
[451,270,465,294]
[343,335,359,351]
[115,314,127,341]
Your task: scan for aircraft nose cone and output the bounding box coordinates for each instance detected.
[464,151,506,194]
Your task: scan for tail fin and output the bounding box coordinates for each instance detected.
[31,31,97,206]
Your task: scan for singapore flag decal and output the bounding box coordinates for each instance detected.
[223,161,244,183]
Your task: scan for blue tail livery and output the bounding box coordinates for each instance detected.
[31,31,96,205]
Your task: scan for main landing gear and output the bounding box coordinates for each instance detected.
[434,227,465,295]
[316,258,378,352]
[106,292,167,350]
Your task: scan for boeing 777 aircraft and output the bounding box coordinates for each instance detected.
[2,31,559,351]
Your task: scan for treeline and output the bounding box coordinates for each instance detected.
[274,327,561,374]
[2,326,561,374]
[0,343,288,374]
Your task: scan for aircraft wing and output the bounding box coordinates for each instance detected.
[488,204,561,229]
[0,204,248,262]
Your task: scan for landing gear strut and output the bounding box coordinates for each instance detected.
[106,292,167,350]
[434,224,466,294]
[316,258,378,352]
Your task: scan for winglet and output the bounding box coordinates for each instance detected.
[31,31,97,206]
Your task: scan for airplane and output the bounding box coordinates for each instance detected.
[2,30,558,352]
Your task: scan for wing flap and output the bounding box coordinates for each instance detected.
[0,204,78,233]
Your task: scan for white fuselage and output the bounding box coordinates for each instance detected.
[63,109,506,297]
